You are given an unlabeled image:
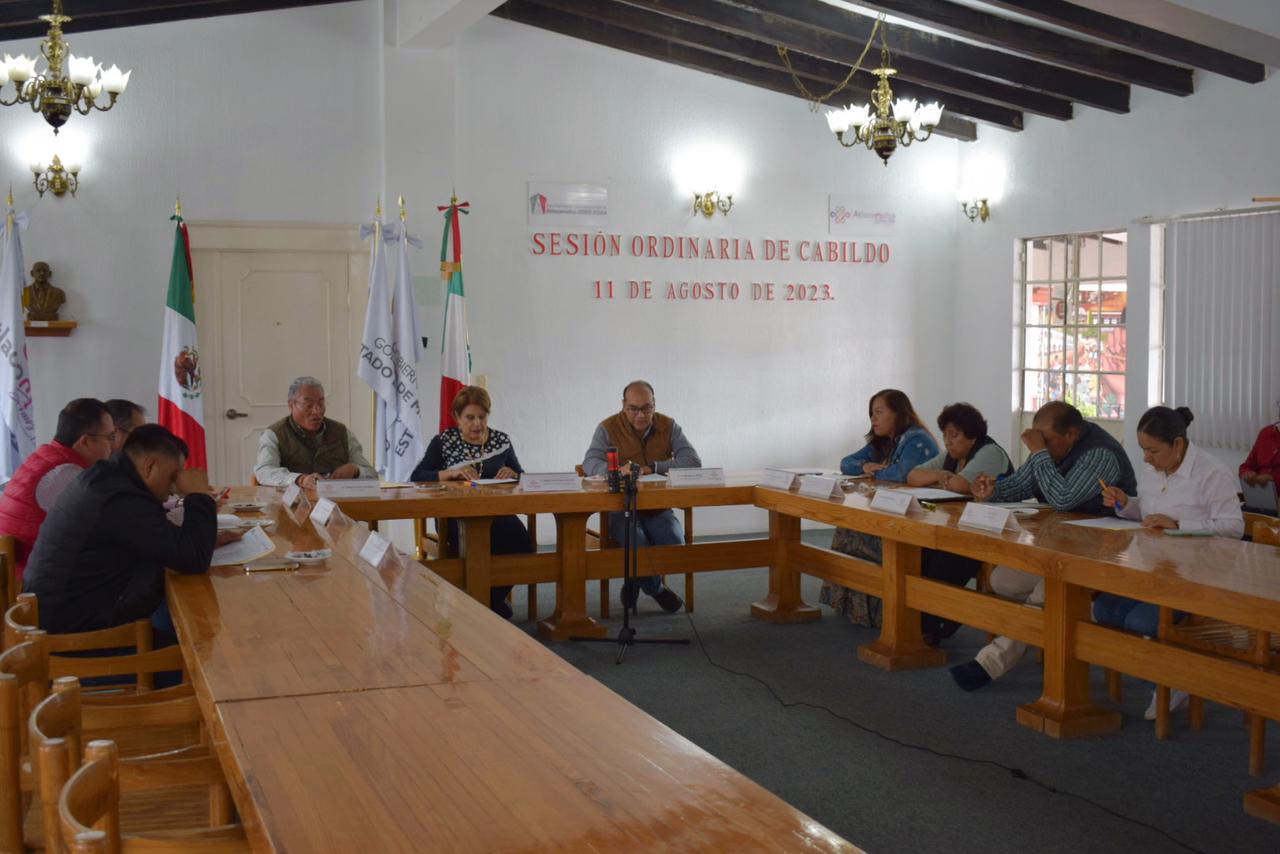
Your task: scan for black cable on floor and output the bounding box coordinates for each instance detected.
[684,612,1209,854]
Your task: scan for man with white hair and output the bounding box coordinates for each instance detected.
[254,376,375,488]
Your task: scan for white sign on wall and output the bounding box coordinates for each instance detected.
[828,195,896,236]
[528,181,609,225]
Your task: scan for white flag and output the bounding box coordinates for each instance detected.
[0,202,35,478]
[357,220,425,483]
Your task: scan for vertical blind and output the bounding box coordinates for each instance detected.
[1166,210,1280,450]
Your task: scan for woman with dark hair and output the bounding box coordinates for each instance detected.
[906,403,1014,643]
[411,385,531,619]
[822,389,939,627]
[1095,405,1243,719]
[906,402,1013,495]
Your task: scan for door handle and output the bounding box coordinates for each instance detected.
[225,409,249,419]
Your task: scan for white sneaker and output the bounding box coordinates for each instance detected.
[1144,688,1190,720]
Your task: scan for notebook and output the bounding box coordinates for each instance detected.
[1241,478,1279,515]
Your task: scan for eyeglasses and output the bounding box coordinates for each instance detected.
[624,405,655,415]
[86,432,114,442]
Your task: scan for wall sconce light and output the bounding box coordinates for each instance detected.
[31,154,79,197]
[959,197,989,223]
[693,191,732,218]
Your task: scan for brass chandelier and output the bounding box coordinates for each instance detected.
[824,48,943,166]
[0,0,132,134]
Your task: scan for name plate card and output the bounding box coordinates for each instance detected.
[667,467,726,487]
[958,502,1021,534]
[282,483,303,511]
[316,479,381,499]
[797,475,843,500]
[520,472,583,493]
[758,468,798,490]
[869,489,919,516]
[357,531,393,567]
[309,498,337,527]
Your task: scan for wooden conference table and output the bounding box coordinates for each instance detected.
[166,488,858,852]
[333,474,1280,823]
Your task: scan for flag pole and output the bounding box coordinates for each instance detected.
[370,196,381,474]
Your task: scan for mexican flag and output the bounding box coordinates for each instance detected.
[157,213,207,469]
[437,197,471,431]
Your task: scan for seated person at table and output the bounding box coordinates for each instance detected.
[411,385,530,619]
[254,376,375,488]
[22,425,237,637]
[0,398,114,583]
[105,399,147,454]
[949,401,1136,691]
[822,389,938,627]
[1240,405,1280,490]
[1096,405,1244,719]
[582,380,699,613]
[907,402,1014,644]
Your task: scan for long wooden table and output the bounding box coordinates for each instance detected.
[167,488,857,852]
[330,475,1280,823]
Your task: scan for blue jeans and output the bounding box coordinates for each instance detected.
[608,508,683,596]
[1093,594,1186,637]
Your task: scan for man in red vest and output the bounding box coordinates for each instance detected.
[0,398,115,581]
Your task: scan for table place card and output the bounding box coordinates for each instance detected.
[758,468,798,490]
[958,502,1021,534]
[869,488,918,516]
[797,475,843,500]
[357,531,393,567]
[667,467,726,487]
[282,483,303,511]
[520,472,583,493]
[316,479,381,499]
[310,497,337,527]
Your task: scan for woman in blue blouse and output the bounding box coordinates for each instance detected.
[821,389,939,627]
[411,385,532,619]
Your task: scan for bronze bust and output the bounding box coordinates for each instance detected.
[23,261,65,322]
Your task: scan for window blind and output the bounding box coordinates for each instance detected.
[1165,210,1280,450]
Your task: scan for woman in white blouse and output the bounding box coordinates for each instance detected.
[1095,405,1244,718]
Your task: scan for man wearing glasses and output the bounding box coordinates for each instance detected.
[105,399,147,454]
[0,398,115,583]
[582,380,701,613]
[254,376,375,488]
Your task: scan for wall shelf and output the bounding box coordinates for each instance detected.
[25,320,77,337]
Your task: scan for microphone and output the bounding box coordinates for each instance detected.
[606,446,621,493]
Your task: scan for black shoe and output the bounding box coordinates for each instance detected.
[937,619,962,640]
[490,586,514,620]
[621,579,639,612]
[652,587,683,613]
[950,660,992,692]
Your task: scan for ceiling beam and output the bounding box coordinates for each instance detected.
[978,1,1263,83]
[838,0,1193,95]
[526,0,1024,128]
[492,0,977,141]
[626,0,1126,113]
[1070,0,1280,69]
[0,0,351,39]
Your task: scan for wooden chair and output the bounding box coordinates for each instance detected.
[59,739,248,853]
[31,676,235,852]
[418,512,541,620]
[6,594,185,695]
[0,534,16,619]
[574,465,696,617]
[1,631,49,852]
[1254,517,1280,546]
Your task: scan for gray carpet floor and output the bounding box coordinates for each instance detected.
[508,531,1280,854]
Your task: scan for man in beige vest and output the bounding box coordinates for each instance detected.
[582,380,701,613]
[254,376,375,488]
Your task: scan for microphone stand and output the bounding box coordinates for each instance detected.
[571,465,689,663]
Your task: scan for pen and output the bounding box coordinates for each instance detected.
[1098,478,1108,490]
[919,500,939,511]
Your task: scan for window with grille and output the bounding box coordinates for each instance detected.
[1018,231,1128,421]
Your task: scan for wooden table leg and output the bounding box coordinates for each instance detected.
[1016,579,1120,739]
[1245,784,1280,824]
[857,540,947,670]
[459,517,493,606]
[751,511,820,623]
[539,513,606,640]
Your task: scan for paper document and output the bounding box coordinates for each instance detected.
[216,514,244,529]
[210,525,276,567]
[379,482,415,489]
[1062,517,1144,531]
[987,501,1051,510]
[898,487,968,501]
[638,473,667,482]
[470,478,518,485]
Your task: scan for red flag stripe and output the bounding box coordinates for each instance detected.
[157,396,208,470]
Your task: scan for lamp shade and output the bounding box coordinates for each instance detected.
[67,54,98,86]
[847,104,872,127]
[825,108,849,134]
[6,54,36,82]
[917,102,944,128]
[100,65,131,94]
[892,98,918,123]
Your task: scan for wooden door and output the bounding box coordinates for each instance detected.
[189,224,370,486]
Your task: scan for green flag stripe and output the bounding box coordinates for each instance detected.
[165,223,195,323]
